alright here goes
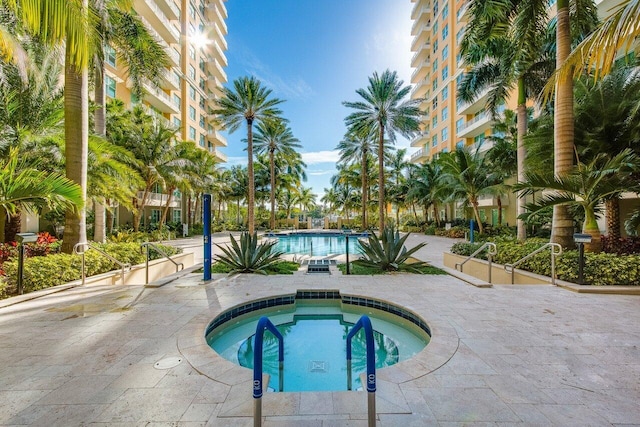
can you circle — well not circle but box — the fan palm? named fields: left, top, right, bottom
left=213, top=76, right=284, bottom=234
left=515, top=150, right=639, bottom=252
left=343, top=70, right=422, bottom=230
left=253, top=118, right=301, bottom=230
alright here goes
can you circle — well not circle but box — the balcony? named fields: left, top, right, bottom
left=130, top=79, right=179, bottom=114
left=457, top=87, right=491, bottom=115
left=411, top=79, right=430, bottom=99
left=207, top=3, right=228, bottom=35
left=457, top=0, right=471, bottom=22
left=208, top=129, right=227, bottom=147
left=457, top=111, right=493, bottom=139
left=411, top=48, right=430, bottom=67
left=410, top=131, right=430, bottom=148
left=135, top=0, right=180, bottom=43
left=138, top=191, right=181, bottom=208
left=411, top=28, right=431, bottom=52
left=411, top=58, right=431, bottom=83
left=411, top=8, right=432, bottom=35
left=210, top=148, right=227, bottom=163
left=207, top=75, right=224, bottom=95
left=410, top=147, right=430, bottom=163
left=207, top=57, right=227, bottom=82
left=411, top=2, right=432, bottom=20
left=155, top=0, right=179, bottom=20
left=161, top=70, right=180, bottom=91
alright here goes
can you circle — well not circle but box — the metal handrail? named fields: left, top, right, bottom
left=455, top=242, right=497, bottom=283
left=253, top=317, right=284, bottom=427
left=347, top=315, right=376, bottom=427
left=141, top=242, right=184, bottom=285
left=504, top=243, right=563, bottom=286
left=73, top=242, right=131, bottom=286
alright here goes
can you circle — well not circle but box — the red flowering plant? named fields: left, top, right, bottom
left=24, top=232, right=59, bottom=257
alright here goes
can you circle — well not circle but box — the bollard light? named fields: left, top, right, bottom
left=15, top=233, right=38, bottom=295
left=573, top=233, right=592, bottom=285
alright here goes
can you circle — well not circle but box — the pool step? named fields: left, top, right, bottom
left=305, top=259, right=335, bottom=274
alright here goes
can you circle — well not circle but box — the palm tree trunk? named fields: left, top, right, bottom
left=583, top=208, right=602, bottom=253
left=194, top=194, right=201, bottom=225
left=93, top=62, right=106, bottom=243
left=412, top=203, right=418, bottom=222
left=497, top=196, right=503, bottom=226
left=4, top=213, right=21, bottom=243
left=62, top=37, right=89, bottom=254
left=187, top=195, right=192, bottom=227
left=516, top=84, right=527, bottom=241
left=605, top=198, right=620, bottom=241
left=160, top=187, right=175, bottom=226
left=105, top=202, right=114, bottom=235
left=269, top=150, right=276, bottom=230
left=378, top=123, right=385, bottom=230
left=361, top=151, right=368, bottom=229
left=134, top=185, right=151, bottom=232
left=423, top=203, right=428, bottom=222
left=472, top=201, right=484, bottom=234
left=237, top=199, right=241, bottom=225
left=247, top=119, right=255, bottom=234
left=551, top=0, right=576, bottom=249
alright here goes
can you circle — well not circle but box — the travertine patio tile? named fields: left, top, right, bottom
left=35, top=375, right=117, bottom=405
left=93, top=387, right=194, bottom=423
left=535, top=404, right=612, bottom=426
left=421, top=387, right=520, bottom=422
left=299, top=391, right=335, bottom=414
left=180, top=403, right=217, bottom=422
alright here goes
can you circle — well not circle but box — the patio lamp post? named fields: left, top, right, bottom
left=344, top=230, right=352, bottom=275
left=15, top=233, right=38, bottom=295
left=573, top=233, right=592, bottom=285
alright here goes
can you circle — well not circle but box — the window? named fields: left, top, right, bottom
left=105, top=75, right=116, bottom=98
left=173, top=117, right=181, bottom=128
left=199, top=77, right=205, bottom=90
left=433, top=39, right=438, bottom=53
left=189, top=65, right=196, bottom=80
left=442, top=45, right=449, bottom=60
left=173, top=94, right=181, bottom=107
left=189, top=3, right=196, bottom=19
left=474, top=133, right=485, bottom=145
left=189, top=85, right=196, bottom=100
left=456, top=29, right=465, bottom=44
left=456, top=140, right=464, bottom=149
left=189, top=45, right=196, bottom=60
left=442, top=106, right=448, bottom=120
left=432, top=58, right=438, bottom=73
left=173, top=209, right=182, bottom=223
left=199, top=133, right=205, bottom=147
left=442, top=3, right=449, bottom=19
left=189, top=106, right=196, bottom=120
left=151, top=209, right=161, bottom=223
left=189, top=126, right=196, bottom=140
left=456, top=118, right=464, bottom=132
left=432, top=21, right=438, bottom=35
left=432, top=96, right=438, bottom=109
left=431, top=134, right=438, bottom=147
left=441, top=127, right=449, bottom=141
left=199, top=60, right=205, bottom=72
left=433, top=0, right=439, bottom=14
left=432, top=78, right=438, bottom=92
left=199, top=94, right=206, bottom=109
left=442, top=65, right=449, bottom=80
left=442, top=86, right=449, bottom=100
left=105, top=45, right=116, bottom=67
left=442, top=24, right=449, bottom=40
left=199, top=114, right=206, bottom=128
left=432, top=115, right=438, bottom=128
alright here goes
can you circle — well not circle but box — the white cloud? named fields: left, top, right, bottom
left=301, top=150, right=341, bottom=165
left=307, top=169, right=335, bottom=176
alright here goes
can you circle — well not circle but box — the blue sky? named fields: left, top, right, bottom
left=220, top=0, right=414, bottom=197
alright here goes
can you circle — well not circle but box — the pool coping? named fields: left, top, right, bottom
left=176, top=282, right=459, bottom=418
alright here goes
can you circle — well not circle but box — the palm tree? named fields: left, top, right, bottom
left=253, top=118, right=301, bottom=230
left=406, top=161, right=444, bottom=225
left=460, top=0, right=553, bottom=241
left=439, top=147, right=502, bottom=235
left=387, top=148, right=409, bottom=227
left=343, top=70, right=422, bottom=230
left=228, top=165, right=248, bottom=227
left=1, top=148, right=83, bottom=241
left=213, top=76, right=284, bottom=234
left=515, top=150, right=639, bottom=252
left=336, top=128, right=376, bottom=229
left=295, top=187, right=317, bottom=219
left=91, top=3, right=170, bottom=242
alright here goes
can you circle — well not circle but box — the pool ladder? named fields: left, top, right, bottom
left=252, top=315, right=377, bottom=427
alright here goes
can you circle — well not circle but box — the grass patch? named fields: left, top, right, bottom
left=208, top=260, right=300, bottom=275
left=337, top=262, right=447, bottom=275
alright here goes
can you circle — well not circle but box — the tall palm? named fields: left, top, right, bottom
left=228, top=165, right=248, bottom=226
left=213, top=76, right=284, bottom=234
left=343, top=70, right=422, bottom=230
left=387, top=148, right=408, bottom=227
left=460, top=0, right=552, bottom=241
left=296, top=187, right=317, bottom=217
left=253, top=118, right=301, bottom=230
left=92, top=2, right=170, bottom=242
left=439, top=147, right=502, bottom=235
left=406, top=161, right=444, bottom=225
left=336, top=128, right=376, bottom=229
left=515, top=150, right=639, bottom=252
left=552, top=0, right=599, bottom=247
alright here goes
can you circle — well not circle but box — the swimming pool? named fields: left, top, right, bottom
left=269, top=232, right=368, bottom=256
left=205, top=291, right=430, bottom=392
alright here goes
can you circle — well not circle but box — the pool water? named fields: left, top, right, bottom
left=271, top=233, right=365, bottom=256
left=207, top=300, right=429, bottom=392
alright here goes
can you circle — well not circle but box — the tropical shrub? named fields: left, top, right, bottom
left=215, top=232, right=284, bottom=275
left=601, top=236, right=640, bottom=255
left=354, top=227, right=430, bottom=273
left=211, top=260, right=299, bottom=275
left=2, top=242, right=180, bottom=295
left=434, top=226, right=466, bottom=238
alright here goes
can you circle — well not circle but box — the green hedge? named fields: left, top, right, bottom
left=2, top=242, right=181, bottom=294
left=450, top=239, right=640, bottom=286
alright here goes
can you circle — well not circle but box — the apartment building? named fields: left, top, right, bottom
left=104, top=0, right=228, bottom=227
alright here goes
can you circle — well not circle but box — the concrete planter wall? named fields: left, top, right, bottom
left=443, top=252, right=553, bottom=285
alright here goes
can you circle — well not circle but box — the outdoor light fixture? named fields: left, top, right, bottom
left=15, top=233, right=38, bottom=295
left=573, top=233, right=592, bottom=285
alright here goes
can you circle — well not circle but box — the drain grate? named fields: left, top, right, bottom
left=309, top=360, right=328, bottom=372
left=154, top=356, right=183, bottom=370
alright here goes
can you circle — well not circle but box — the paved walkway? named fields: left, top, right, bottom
left=1, top=235, right=639, bottom=426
